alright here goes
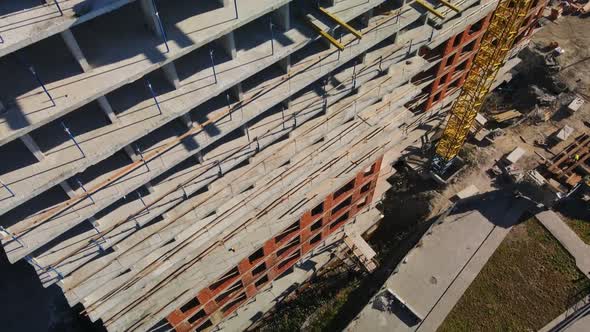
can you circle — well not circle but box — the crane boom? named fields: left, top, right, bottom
left=432, top=0, right=534, bottom=172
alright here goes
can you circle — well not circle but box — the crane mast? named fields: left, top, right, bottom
left=432, top=0, right=535, bottom=173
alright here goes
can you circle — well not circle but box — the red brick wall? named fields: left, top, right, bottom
left=165, top=157, right=384, bottom=332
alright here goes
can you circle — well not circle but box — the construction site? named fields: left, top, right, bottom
left=1, top=0, right=589, bottom=331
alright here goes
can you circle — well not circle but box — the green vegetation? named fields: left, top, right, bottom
left=439, top=218, right=590, bottom=332
left=564, top=218, right=590, bottom=245
left=255, top=269, right=362, bottom=332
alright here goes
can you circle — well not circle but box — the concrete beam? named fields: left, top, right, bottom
left=97, top=96, right=118, bottom=124
left=272, top=4, right=291, bottom=31
left=61, top=29, right=92, bottom=72
left=20, top=134, right=45, bottom=162
left=218, top=31, right=238, bottom=59
left=162, top=63, right=181, bottom=89
left=139, top=0, right=162, bottom=38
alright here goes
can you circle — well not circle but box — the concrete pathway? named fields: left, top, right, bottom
left=535, top=210, right=590, bottom=278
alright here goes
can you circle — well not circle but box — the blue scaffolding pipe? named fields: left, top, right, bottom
left=150, top=0, right=170, bottom=53
left=146, top=80, right=163, bottom=115
left=137, top=190, right=150, bottom=213
left=61, top=122, right=85, bottom=158
left=76, top=178, right=95, bottom=204
left=0, top=179, right=15, bottom=197
left=29, top=65, right=56, bottom=106
left=209, top=50, right=218, bottom=84
left=54, top=0, right=64, bottom=16
left=135, top=144, right=150, bottom=172
left=0, top=226, right=24, bottom=247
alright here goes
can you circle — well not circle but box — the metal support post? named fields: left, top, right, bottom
left=0, top=35, right=3, bottom=44
left=217, top=161, right=223, bottom=176
left=146, top=80, right=163, bottom=115
left=226, top=94, right=232, bottom=121
left=378, top=56, right=383, bottom=73
left=269, top=20, right=275, bottom=55
left=233, top=0, right=239, bottom=18
left=293, top=112, right=297, bottom=128
left=135, top=144, right=150, bottom=172
left=137, top=190, right=150, bottom=213
left=76, top=178, right=95, bottom=204
left=0, top=226, right=24, bottom=247
left=0, top=179, right=15, bottom=197
left=48, top=266, right=64, bottom=280
left=407, top=39, right=413, bottom=56
left=352, top=61, right=358, bottom=90
left=54, top=0, right=64, bottom=16
left=61, top=122, right=85, bottom=158
left=180, top=185, right=188, bottom=199
left=281, top=106, right=286, bottom=129
left=89, top=220, right=107, bottom=251
left=29, top=65, right=55, bottom=106
left=254, top=137, right=260, bottom=152
left=209, top=50, right=218, bottom=84
left=244, top=125, right=250, bottom=142
left=150, top=0, right=170, bottom=53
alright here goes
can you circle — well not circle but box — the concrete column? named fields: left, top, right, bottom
left=195, top=151, right=204, bottom=163
left=278, top=55, right=291, bottom=73
left=218, top=31, right=237, bottom=59
left=60, top=181, right=76, bottom=198
left=124, top=145, right=140, bottom=161
left=180, top=114, right=193, bottom=128
left=360, top=9, right=373, bottom=29
left=139, top=0, right=162, bottom=38
left=61, top=29, right=91, bottom=72
left=360, top=52, right=368, bottom=64
left=230, top=83, right=244, bottom=101
left=272, top=4, right=291, bottom=31
left=145, top=182, right=156, bottom=194
left=218, top=0, right=231, bottom=6
left=162, top=62, right=181, bottom=89
left=97, top=96, right=118, bottom=123
left=20, top=134, right=45, bottom=162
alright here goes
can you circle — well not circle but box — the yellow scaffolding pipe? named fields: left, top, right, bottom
left=415, top=0, right=445, bottom=19
left=437, top=0, right=461, bottom=12
left=307, top=19, right=345, bottom=51
left=318, top=7, right=363, bottom=39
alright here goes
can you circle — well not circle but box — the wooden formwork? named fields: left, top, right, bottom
left=545, top=133, right=590, bottom=187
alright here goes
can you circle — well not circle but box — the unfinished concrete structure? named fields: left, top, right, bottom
left=0, top=0, right=546, bottom=331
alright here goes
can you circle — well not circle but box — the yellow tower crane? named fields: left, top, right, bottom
left=432, top=0, right=534, bottom=173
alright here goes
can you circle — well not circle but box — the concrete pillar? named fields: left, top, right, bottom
left=139, top=0, right=162, bottom=38
left=230, top=83, right=244, bottom=101
left=180, top=114, right=193, bottom=128
left=218, top=31, right=237, bottom=59
left=20, top=134, right=45, bottom=162
left=218, top=0, right=231, bottom=6
left=145, top=182, right=156, bottom=194
left=60, top=181, right=76, bottom=198
left=360, top=52, right=368, bottom=64
left=162, top=62, right=181, bottom=89
left=360, top=9, right=373, bottom=29
left=272, top=4, right=290, bottom=31
left=124, top=145, right=140, bottom=161
left=97, top=96, right=118, bottom=123
left=61, top=29, right=91, bottom=72
left=278, top=55, right=291, bottom=73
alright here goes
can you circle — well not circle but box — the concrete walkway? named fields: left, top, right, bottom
left=535, top=210, right=590, bottom=278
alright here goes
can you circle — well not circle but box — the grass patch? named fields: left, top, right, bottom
left=439, top=218, right=590, bottom=332
left=254, top=270, right=362, bottom=332
left=564, top=218, right=590, bottom=245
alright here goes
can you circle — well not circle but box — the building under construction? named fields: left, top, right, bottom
left=0, top=0, right=545, bottom=331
